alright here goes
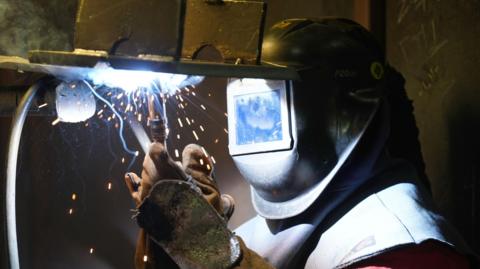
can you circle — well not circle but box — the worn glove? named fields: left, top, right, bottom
left=124, top=143, right=236, bottom=269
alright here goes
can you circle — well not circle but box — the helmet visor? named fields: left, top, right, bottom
left=227, top=78, right=293, bottom=156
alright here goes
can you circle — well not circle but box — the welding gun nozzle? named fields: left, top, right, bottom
left=150, top=118, right=167, bottom=143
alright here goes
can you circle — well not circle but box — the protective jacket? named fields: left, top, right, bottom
left=235, top=159, right=473, bottom=268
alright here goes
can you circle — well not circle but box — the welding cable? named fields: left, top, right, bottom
left=6, top=80, right=45, bottom=269
left=81, top=80, right=137, bottom=157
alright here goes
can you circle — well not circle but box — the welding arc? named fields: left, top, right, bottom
left=81, top=80, right=137, bottom=157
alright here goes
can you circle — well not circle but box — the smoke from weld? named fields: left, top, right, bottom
left=0, top=0, right=76, bottom=57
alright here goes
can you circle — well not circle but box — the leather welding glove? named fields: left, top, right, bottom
left=181, top=144, right=235, bottom=219
left=167, top=145, right=272, bottom=269
left=125, top=142, right=185, bottom=269
left=124, top=143, right=238, bottom=269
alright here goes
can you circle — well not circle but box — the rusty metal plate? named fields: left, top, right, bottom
left=18, top=0, right=300, bottom=80
left=75, top=0, right=186, bottom=58
left=23, top=52, right=299, bottom=80
left=183, top=0, right=266, bottom=64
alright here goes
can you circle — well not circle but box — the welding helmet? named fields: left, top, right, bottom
left=226, top=18, right=386, bottom=219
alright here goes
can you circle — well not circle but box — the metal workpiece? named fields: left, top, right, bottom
left=5, top=80, right=46, bottom=269
left=182, top=0, right=266, bottom=64
left=1, top=0, right=300, bottom=81
left=75, top=0, right=186, bottom=59
left=19, top=0, right=299, bottom=81
left=26, top=50, right=299, bottom=80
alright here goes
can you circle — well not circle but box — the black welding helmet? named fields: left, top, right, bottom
left=226, top=18, right=386, bottom=219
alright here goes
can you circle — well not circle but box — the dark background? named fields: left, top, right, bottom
left=1, top=0, right=479, bottom=268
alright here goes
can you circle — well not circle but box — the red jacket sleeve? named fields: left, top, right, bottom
left=346, top=240, right=470, bottom=269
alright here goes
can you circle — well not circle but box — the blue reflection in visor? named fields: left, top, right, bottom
left=234, top=89, right=283, bottom=145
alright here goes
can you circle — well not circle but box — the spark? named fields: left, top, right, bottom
left=174, top=149, right=179, bottom=158
left=177, top=134, right=181, bottom=140
left=185, top=117, right=191, bottom=125
left=178, top=95, right=184, bottom=102
left=199, top=125, right=205, bottom=132
left=201, top=146, right=209, bottom=157
left=200, top=104, right=206, bottom=110
left=71, top=193, right=77, bottom=200
left=85, top=122, right=89, bottom=127
left=192, top=92, right=196, bottom=96
left=214, top=138, right=219, bottom=144
left=211, top=156, right=216, bottom=164
left=51, top=118, right=61, bottom=126
left=97, top=109, right=104, bottom=115
left=199, top=159, right=204, bottom=165
left=68, top=208, right=73, bottom=215
left=107, top=182, right=112, bottom=190
left=223, top=128, right=228, bottom=134
left=192, top=130, right=199, bottom=141
left=116, top=93, right=124, bottom=99
left=177, top=118, right=184, bottom=128
left=89, top=248, right=94, bottom=254
left=137, top=113, right=142, bottom=122
left=121, top=157, right=125, bottom=163
left=143, top=255, right=148, bottom=262
left=206, top=164, right=211, bottom=170
left=38, top=103, right=48, bottom=108
left=224, top=113, right=228, bottom=117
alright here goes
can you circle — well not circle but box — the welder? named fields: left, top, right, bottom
left=124, top=18, right=476, bottom=268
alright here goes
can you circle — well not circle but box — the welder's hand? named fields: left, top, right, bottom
left=124, top=142, right=189, bottom=269
left=124, top=142, right=236, bottom=269
left=181, top=144, right=235, bottom=219
left=124, top=143, right=234, bottom=218
left=124, top=142, right=187, bottom=206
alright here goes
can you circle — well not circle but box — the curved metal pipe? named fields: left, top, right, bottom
left=6, top=81, right=43, bottom=269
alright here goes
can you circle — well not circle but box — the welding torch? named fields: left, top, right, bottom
left=127, top=95, right=189, bottom=192
left=148, top=95, right=167, bottom=144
